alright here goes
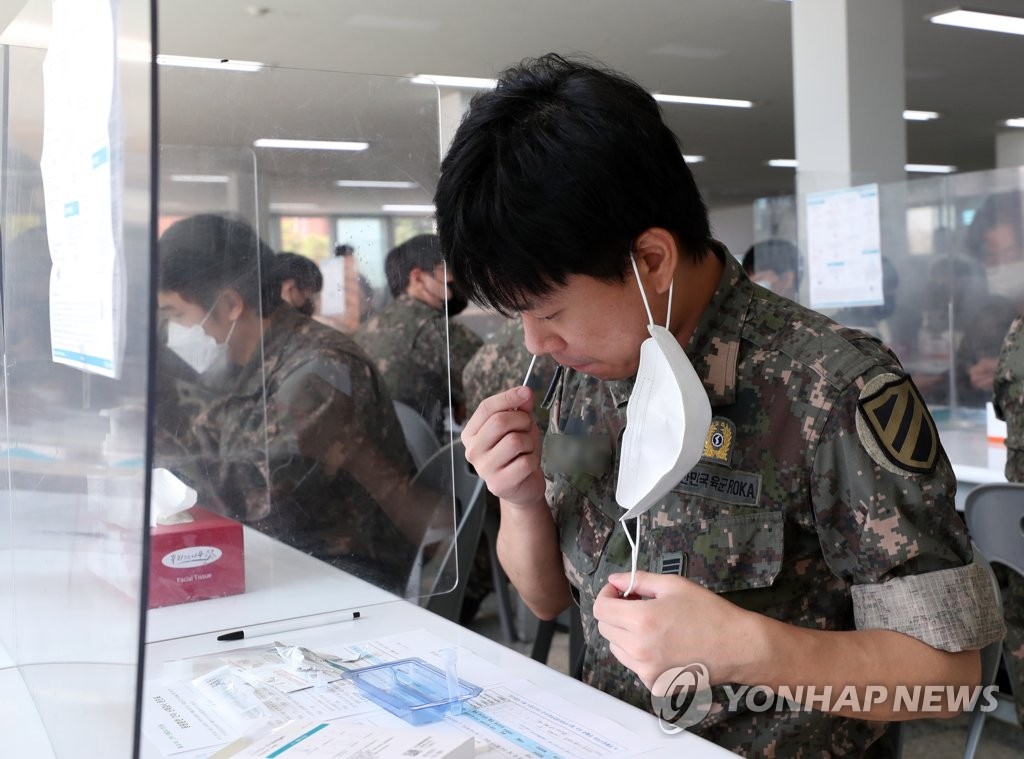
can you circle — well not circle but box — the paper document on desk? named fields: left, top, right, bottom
left=144, top=629, right=660, bottom=758
left=217, top=720, right=473, bottom=758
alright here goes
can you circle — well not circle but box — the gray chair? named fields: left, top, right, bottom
left=482, top=508, right=518, bottom=643
left=410, top=440, right=487, bottom=623
left=963, top=482, right=1024, bottom=758
left=394, top=400, right=441, bottom=471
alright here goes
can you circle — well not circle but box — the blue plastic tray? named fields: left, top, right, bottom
left=343, top=657, right=481, bottom=725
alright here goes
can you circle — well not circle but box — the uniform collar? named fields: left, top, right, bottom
left=398, top=292, right=444, bottom=318
left=684, top=241, right=752, bottom=407
left=231, top=305, right=304, bottom=394
left=604, top=241, right=751, bottom=410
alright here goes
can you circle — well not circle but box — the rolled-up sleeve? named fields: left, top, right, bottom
left=810, top=368, right=1005, bottom=652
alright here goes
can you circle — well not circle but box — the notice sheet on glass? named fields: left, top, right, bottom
left=40, top=0, right=125, bottom=378
left=806, top=183, right=884, bottom=310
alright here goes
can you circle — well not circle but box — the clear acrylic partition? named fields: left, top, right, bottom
left=0, top=0, right=153, bottom=756
left=148, top=62, right=457, bottom=662
left=753, top=166, right=1024, bottom=489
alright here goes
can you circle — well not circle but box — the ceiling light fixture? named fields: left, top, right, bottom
left=382, top=204, right=435, bottom=213
left=169, top=174, right=230, bottom=183
left=156, top=55, right=263, bottom=72
left=903, top=110, right=940, bottom=121
left=411, top=74, right=497, bottom=89
left=928, top=9, right=1024, bottom=36
left=653, top=93, right=754, bottom=108
left=683, top=155, right=706, bottom=163
left=905, top=163, right=957, bottom=174
left=336, top=180, right=419, bottom=189
left=767, top=159, right=798, bottom=168
left=254, top=139, right=369, bottom=151
left=269, top=202, right=321, bottom=213
left=1004, top=118, right=1024, bottom=128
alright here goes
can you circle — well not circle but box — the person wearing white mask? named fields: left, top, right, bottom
left=155, top=214, right=439, bottom=594
left=436, top=55, right=1002, bottom=755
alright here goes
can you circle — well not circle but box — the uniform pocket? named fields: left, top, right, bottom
left=648, top=510, right=784, bottom=593
left=544, top=430, right=619, bottom=577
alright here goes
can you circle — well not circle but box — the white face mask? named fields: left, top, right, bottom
left=166, top=300, right=237, bottom=375
left=616, top=257, right=713, bottom=594
left=987, top=260, right=1024, bottom=300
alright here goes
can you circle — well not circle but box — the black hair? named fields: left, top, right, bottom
left=273, top=251, right=323, bottom=293
left=434, top=53, right=710, bottom=315
left=158, top=214, right=281, bottom=313
left=966, top=192, right=1023, bottom=260
left=748, top=239, right=800, bottom=286
left=741, top=246, right=755, bottom=275
left=335, top=243, right=355, bottom=257
left=384, top=234, right=443, bottom=297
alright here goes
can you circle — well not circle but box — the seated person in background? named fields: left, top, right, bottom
left=990, top=315, right=1024, bottom=727
left=356, top=234, right=483, bottom=439
left=274, top=251, right=323, bottom=317
left=961, top=192, right=1024, bottom=402
left=832, top=258, right=918, bottom=363
left=915, top=193, right=1024, bottom=407
left=155, top=214, right=434, bottom=593
left=437, top=54, right=1002, bottom=755
left=741, top=238, right=800, bottom=300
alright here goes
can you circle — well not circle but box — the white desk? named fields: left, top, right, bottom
left=940, top=424, right=1007, bottom=486
left=143, top=529, right=732, bottom=758
left=147, top=528, right=399, bottom=643
left=143, top=596, right=733, bottom=759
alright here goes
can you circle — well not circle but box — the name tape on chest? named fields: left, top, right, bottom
left=672, top=462, right=762, bottom=507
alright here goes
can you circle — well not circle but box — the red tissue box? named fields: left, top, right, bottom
left=148, top=506, right=245, bottom=608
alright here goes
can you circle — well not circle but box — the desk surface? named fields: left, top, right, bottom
left=143, top=596, right=733, bottom=759
left=938, top=422, right=1007, bottom=485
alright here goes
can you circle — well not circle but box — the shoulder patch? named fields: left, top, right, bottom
left=855, top=373, right=938, bottom=476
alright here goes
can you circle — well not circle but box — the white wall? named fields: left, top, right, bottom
left=708, top=203, right=754, bottom=260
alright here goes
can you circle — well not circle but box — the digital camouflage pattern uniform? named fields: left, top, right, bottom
left=542, top=245, right=1004, bottom=757
left=991, top=313, right=1024, bottom=725
left=463, top=317, right=559, bottom=429
left=356, top=294, right=483, bottom=439
left=155, top=305, right=422, bottom=594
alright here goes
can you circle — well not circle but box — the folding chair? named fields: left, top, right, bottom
left=410, top=440, right=487, bottom=623
left=394, top=400, right=441, bottom=471
left=963, top=482, right=1024, bottom=758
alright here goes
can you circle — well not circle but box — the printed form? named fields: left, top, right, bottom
left=40, top=0, right=125, bottom=378
left=143, top=629, right=661, bottom=759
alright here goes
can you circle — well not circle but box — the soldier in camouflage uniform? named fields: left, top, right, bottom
left=436, top=55, right=1004, bottom=756
left=356, top=234, right=482, bottom=440
left=155, top=214, right=435, bottom=594
left=991, top=314, right=1024, bottom=726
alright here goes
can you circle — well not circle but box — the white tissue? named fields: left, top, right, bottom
left=150, top=467, right=197, bottom=526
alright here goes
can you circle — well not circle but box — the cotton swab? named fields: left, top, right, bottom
left=522, top=354, right=538, bottom=387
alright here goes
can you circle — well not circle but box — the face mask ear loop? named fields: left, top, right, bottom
left=665, top=279, right=674, bottom=330
left=620, top=513, right=641, bottom=598
left=224, top=318, right=238, bottom=346
left=630, top=255, right=655, bottom=327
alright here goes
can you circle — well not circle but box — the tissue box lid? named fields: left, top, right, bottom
left=151, top=506, right=239, bottom=535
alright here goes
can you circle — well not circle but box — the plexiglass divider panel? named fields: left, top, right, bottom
left=753, top=167, right=1024, bottom=482
left=0, top=0, right=154, bottom=755
left=148, top=63, right=457, bottom=655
